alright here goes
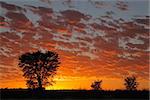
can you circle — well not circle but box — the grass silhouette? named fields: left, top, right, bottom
left=0, top=88, right=149, bottom=99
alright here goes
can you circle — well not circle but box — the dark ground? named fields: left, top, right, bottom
left=0, top=89, right=149, bottom=100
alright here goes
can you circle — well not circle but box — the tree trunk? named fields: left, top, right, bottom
left=37, top=75, right=43, bottom=90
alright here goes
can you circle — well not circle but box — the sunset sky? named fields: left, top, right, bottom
left=0, top=0, right=149, bottom=90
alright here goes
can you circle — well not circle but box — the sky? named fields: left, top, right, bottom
left=0, top=0, right=149, bottom=90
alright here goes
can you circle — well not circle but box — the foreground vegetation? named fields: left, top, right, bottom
left=0, top=89, right=149, bottom=99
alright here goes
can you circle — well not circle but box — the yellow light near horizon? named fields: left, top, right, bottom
left=45, top=76, right=149, bottom=90
left=45, top=76, right=122, bottom=90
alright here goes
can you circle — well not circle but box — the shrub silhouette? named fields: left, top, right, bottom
left=91, top=80, right=102, bottom=90
left=18, top=50, right=60, bottom=90
left=124, top=76, right=138, bottom=91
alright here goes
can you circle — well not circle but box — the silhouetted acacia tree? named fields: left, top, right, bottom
left=124, top=76, right=138, bottom=91
left=91, top=80, right=102, bottom=90
left=18, top=51, right=60, bottom=90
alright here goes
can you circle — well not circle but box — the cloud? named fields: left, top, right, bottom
left=88, top=0, right=110, bottom=8
left=116, top=1, right=128, bottom=11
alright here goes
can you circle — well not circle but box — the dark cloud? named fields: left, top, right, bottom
left=0, top=1, right=25, bottom=11
left=60, top=10, right=90, bottom=23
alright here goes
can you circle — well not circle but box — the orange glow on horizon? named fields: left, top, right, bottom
left=1, top=76, right=148, bottom=90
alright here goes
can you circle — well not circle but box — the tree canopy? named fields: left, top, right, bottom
left=18, top=50, right=60, bottom=89
left=91, top=80, right=102, bottom=90
left=124, top=76, right=138, bottom=91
